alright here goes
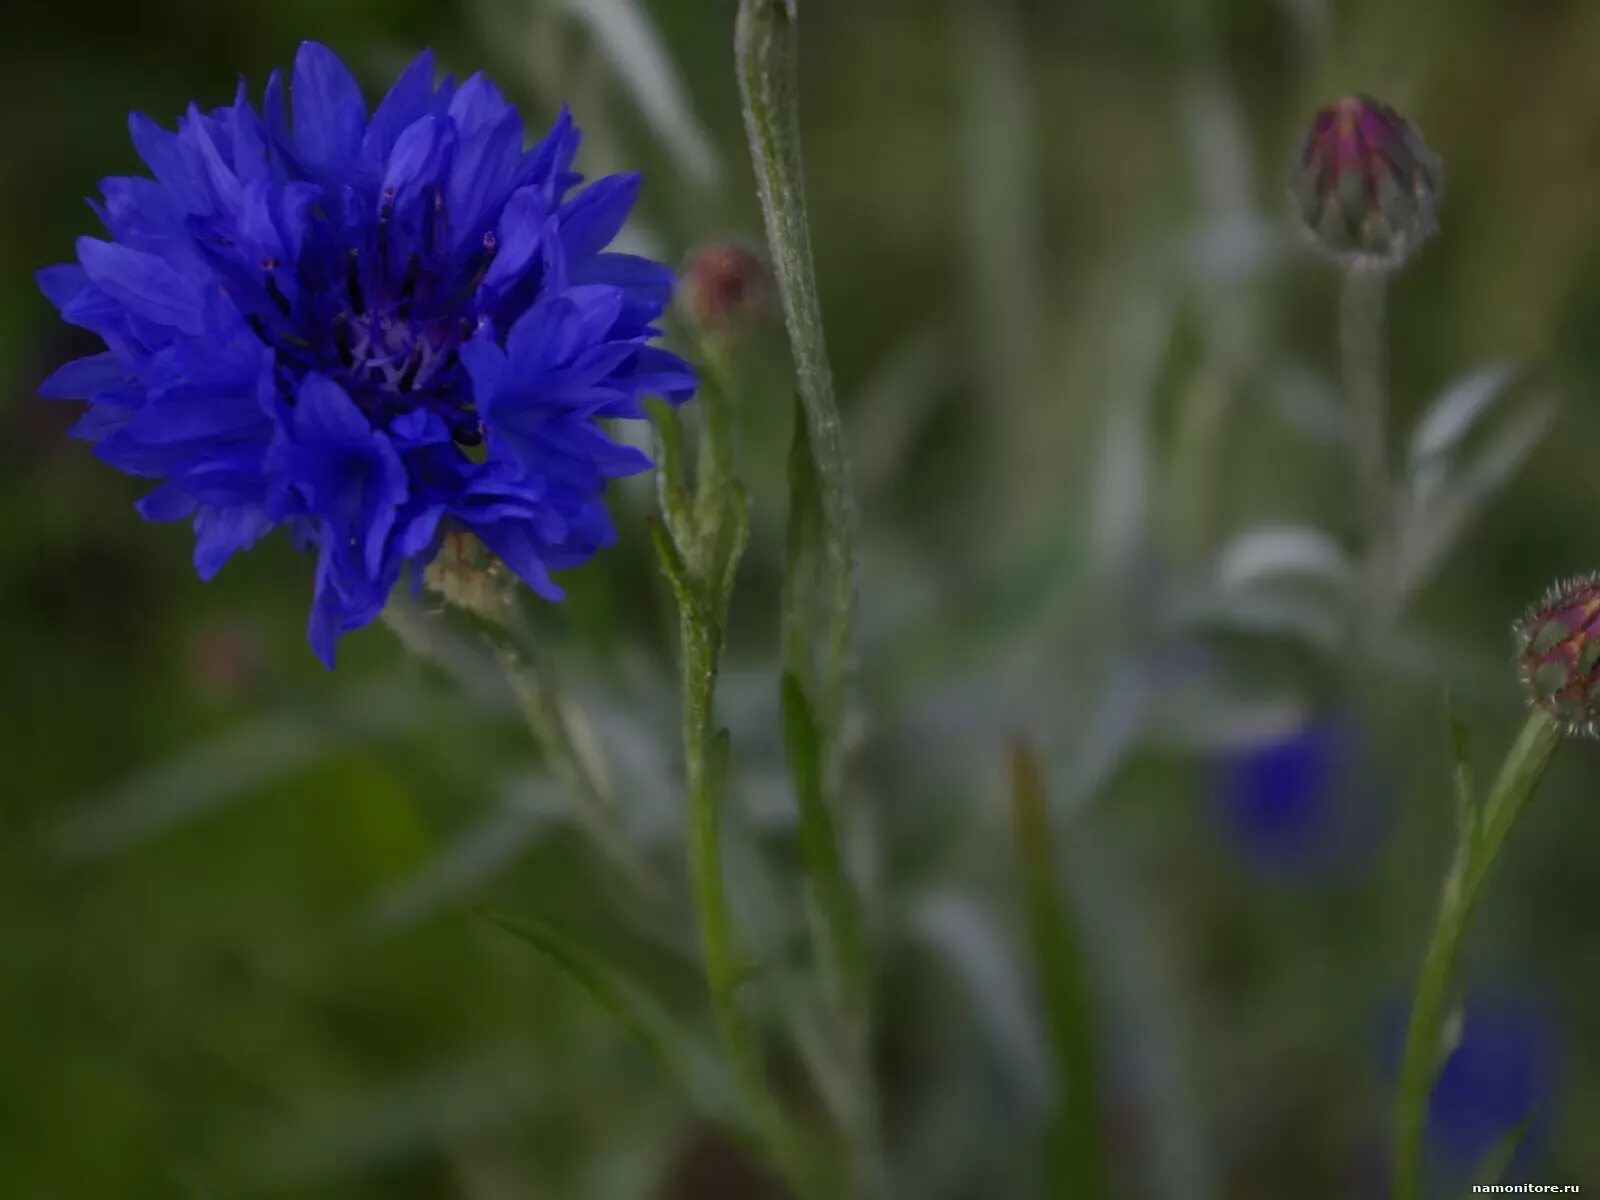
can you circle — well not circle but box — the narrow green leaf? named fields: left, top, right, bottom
left=1007, top=740, right=1105, bottom=1198
left=475, top=906, right=748, bottom=1133
left=650, top=519, right=705, bottom=628
left=781, top=672, right=868, bottom=1020
left=713, top=478, right=752, bottom=618
left=648, top=398, right=695, bottom=554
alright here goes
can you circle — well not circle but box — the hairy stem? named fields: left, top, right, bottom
left=737, top=0, right=858, bottom=740
left=1392, top=709, right=1563, bottom=1200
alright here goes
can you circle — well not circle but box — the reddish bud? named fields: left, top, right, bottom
left=1515, top=575, right=1600, bottom=736
left=682, top=240, right=769, bottom=331
left=1291, top=95, right=1442, bottom=269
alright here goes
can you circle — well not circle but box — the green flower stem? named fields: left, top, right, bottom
left=738, top=6, right=875, bottom=1187
left=654, top=324, right=825, bottom=1195
left=1340, top=266, right=1393, bottom=617
left=1393, top=709, right=1563, bottom=1200
left=737, top=0, right=859, bottom=741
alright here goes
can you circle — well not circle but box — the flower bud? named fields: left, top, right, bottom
left=1291, top=95, right=1442, bottom=269
left=424, top=530, right=516, bottom=625
left=682, top=239, right=769, bottom=332
left=1514, top=574, right=1600, bottom=736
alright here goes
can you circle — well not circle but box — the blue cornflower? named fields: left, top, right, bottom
left=1209, top=713, right=1391, bottom=878
left=37, top=43, right=694, bottom=665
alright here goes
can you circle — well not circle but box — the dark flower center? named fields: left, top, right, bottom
left=244, top=196, right=501, bottom=445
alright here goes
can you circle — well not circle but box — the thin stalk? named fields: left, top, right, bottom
left=1340, top=266, right=1393, bottom=621
left=1392, top=709, right=1563, bottom=1200
left=669, top=527, right=823, bottom=1199
left=737, top=0, right=858, bottom=741
left=654, top=322, right=824, bottom=1196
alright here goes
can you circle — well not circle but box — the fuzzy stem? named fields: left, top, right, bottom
left=1392, top=709, right=1563, bottom=1200
left=736, top=0, right=858, bottom=741
left=654, top=318, right=824, bottom=1197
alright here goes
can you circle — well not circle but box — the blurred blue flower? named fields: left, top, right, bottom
left=1427, top=996, right=1557, bottom=1180
left=1379, top=993, right=1559, bottom=1187
left=37, top=43, right=693, bottom=665
left=1209, top=713, right=1390, bottom=878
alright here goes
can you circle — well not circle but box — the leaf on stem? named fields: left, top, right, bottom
left=1471, top=1116, right=1532, bottom=1189
left=476, top=905, right=751, bottom=1137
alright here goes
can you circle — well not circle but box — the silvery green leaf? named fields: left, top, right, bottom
left=1408, top=361, right=1520, bottom=474
left=1067, top=829, right=1212, bottom=1200
left=1172, top=588, right=1345, bottom=653
left=1149, top=689, right=1311, bottom=752
left=1054, top=662, right=1149, bottom=818
left=1090, top=391, right=1155, bottom=578
left=1395, top=397, right=1557, bottom=604
left=1179, top=213, right=1281, bottom=285
left=908, top=892, right=1050, bottom=1114
left=1267, top=363, right=1346, bottom=445
left=562, top=0, right=718, bottom=187
left=1212, top=524, right=1356, bottom=597
left=365, top=777, right=568, bottom=932
left=1180, top=76, right=1252, bottom=219
left=46, top=679, right=446, bottom=860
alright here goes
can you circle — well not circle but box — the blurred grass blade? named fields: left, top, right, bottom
left=950, top=0, right=1045, bottom=413
left=562, top=0, right=719, bottom=187
left=1008, top=740, right=1105, bottom=1198
left=476, top=906, right=749, bottom=1137
left=1472, top=1116, right=1531, bottom=1188
left=909, top=892, right=1050, bottom=1111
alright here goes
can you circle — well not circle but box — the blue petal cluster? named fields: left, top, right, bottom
left=38, top=43, right=694, bottom=664
left=1209, top=714, right=1391, bottom=879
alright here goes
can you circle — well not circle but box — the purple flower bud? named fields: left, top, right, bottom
left=1291, top=95, right=1442, bottom=269
left=1515, top=574, right=1600, bottom=736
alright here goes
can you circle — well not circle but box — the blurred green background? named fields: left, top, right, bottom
left=6, top=0, right=1600, bottom=1196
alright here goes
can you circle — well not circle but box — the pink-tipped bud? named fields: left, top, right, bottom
left=1515, top=574, right=1600, bottom=736
left=682, top=240, right=769, bottom=332
left=1291, top=95, right=1442, bottom=269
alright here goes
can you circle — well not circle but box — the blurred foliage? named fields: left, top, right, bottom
left=6, top=0, right=1600, bottom=1196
